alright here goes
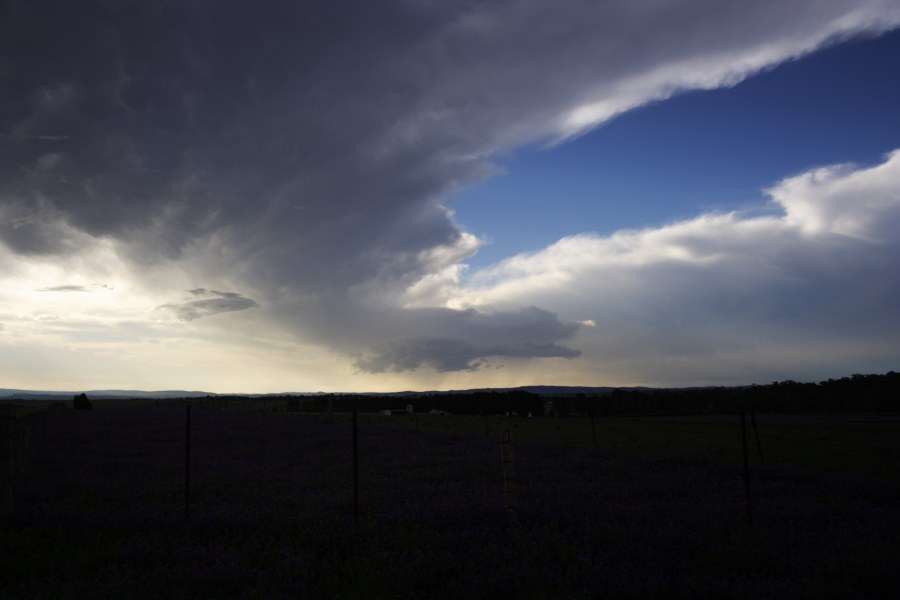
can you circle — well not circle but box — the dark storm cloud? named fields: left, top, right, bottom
left=156, top=289, right=258, bottom=322
left=1, top=0, right=470, bottom=278
left=2, top=0, right=897, bottom=372
left=355, top=338, right=580, bottom=373
left=354, top=306, right=581, bottom=373
left=38, top=285, right=89, bottom=292
left=37, top=284, right=113, bottom=292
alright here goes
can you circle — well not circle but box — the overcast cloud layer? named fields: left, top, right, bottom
left=2, top=0, right=899, bottom=391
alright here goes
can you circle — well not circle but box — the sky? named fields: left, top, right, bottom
left=2, top=0, right=900, bottom=394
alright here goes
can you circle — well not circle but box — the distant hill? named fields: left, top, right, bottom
left=515, top=385, right=622, bottom=395
left=3, top=373, right=895, bottom=410
left=0, top=384, right=673, bottom=400
left=382, top=385, right=622, bottom=396
left=0, top=388, right=213, bottom=400
left=4, top=371, right=898, bottom=414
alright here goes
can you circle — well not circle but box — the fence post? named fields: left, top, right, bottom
left=185, top=405, right=191, bottom=518
left=750, top=412, right=764, bottom=466
left=1, top=405, right=18, bottom=517
left=500, top=429, right=518, bottom=525
left=589, top=410, right=598, bottom=446
left=352, top=411, right=359, bottom=527
left=740, top=412, right=752, bottom=525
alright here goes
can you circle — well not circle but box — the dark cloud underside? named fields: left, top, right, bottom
left=354, top=306, right=581, bottom=372
left=156, top=289, right=258, bottom=322
left=38, top=285, right=88, bottom=292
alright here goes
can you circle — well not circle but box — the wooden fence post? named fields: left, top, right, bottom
left=740, top=412, right=753, bottom=525
left=185, top=405, right=191, bottom=518
left=750, top=412, right=764, bottom=466
left=589, top=410, right=598, bottom=446
left=352, top=411, right=359, bottom=527
left=500, top=429, right=518, bottom=525
left=1, top=405, right=17, bottom=517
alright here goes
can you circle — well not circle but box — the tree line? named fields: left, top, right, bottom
left=279, top=371, right=900, bottom=416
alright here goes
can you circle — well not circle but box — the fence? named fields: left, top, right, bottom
left=4, top=404, right=897, bottom=600
left=5, top=403, right=899, bottom=600
left=8, top=403, right=898, bottom=526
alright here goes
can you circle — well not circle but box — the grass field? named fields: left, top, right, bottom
left=4, top=405, right=899, bottom=598
left=343, top=410, right=900, bottom=481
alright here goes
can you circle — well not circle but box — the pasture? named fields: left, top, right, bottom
left=3, top=404, right=899, bottom=598
left=367, top=410, right=900, bottom=480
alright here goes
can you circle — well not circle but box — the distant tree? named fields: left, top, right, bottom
left=73, top=393, right=92, bottom=410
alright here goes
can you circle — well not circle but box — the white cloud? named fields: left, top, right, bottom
left=554, top=10, right=898, bottom=141
left=420, top=151, right=900, bottom=385
left=773, top=150, right=900, bottom=241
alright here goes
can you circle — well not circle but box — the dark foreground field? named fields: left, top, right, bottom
left=4, top=407, right=899, bottom=598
